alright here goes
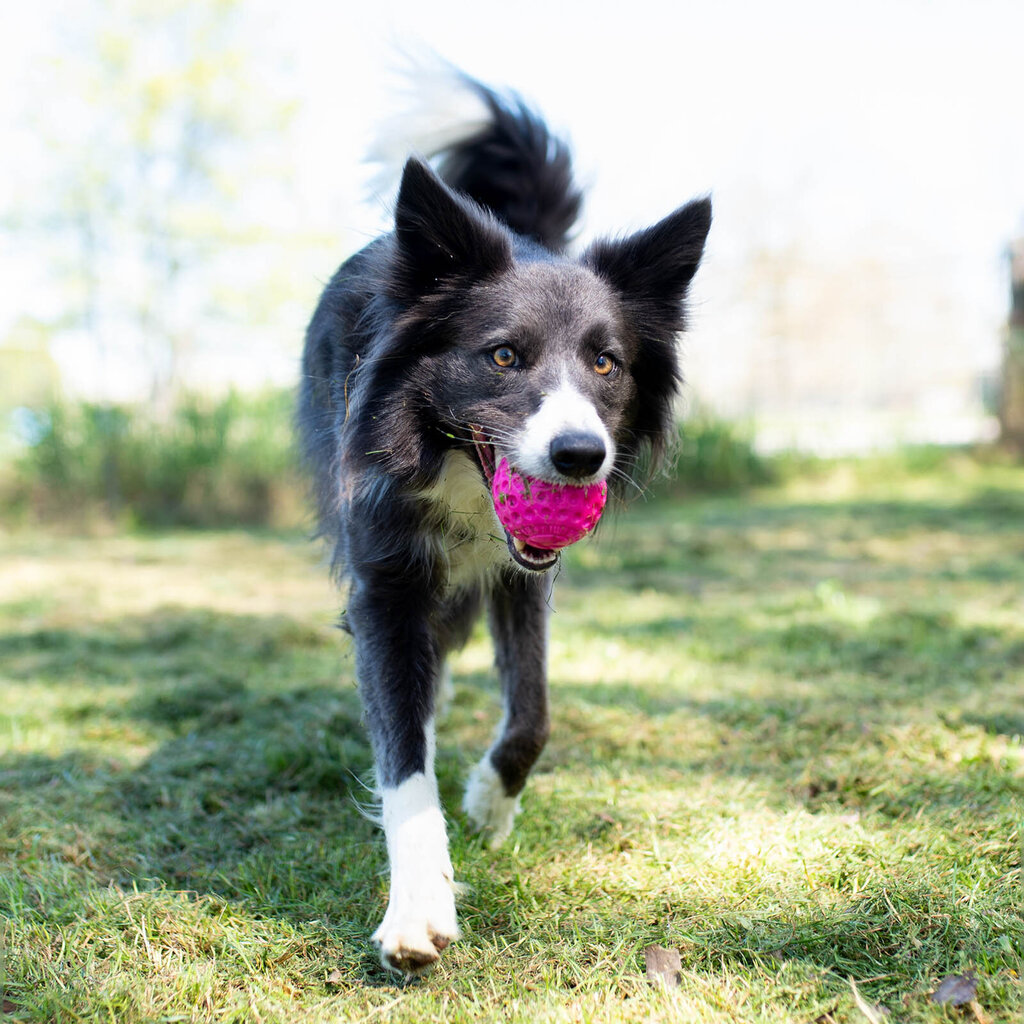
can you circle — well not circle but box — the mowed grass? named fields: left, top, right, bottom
left=1, top=453, right=1022, bottom=1022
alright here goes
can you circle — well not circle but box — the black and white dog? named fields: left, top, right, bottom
left=298, top=71, right=710, bottom=974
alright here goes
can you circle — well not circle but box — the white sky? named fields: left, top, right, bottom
left=2, top=0, right=1023, bottom=445
left=272, top=0, right=1024, bottom=245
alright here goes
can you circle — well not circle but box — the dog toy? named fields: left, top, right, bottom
left=491, top=456, right=607, bottom=551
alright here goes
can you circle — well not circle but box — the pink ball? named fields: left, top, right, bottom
left=491, top=457, right=607, bottom=551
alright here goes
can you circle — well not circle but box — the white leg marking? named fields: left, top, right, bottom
left=514, top=379, right=615, bottom=481
left=463, top=758, right=521, bottom=849
left=372, top=727, right=458, bottom=974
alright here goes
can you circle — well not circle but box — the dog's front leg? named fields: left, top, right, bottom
left=347, top=567, right=457, bottom=974
left=464, top=570, right=552, bottom=847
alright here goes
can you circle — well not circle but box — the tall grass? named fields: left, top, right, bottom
left=663, top=408, right=772, bottom=493
left=3, top=391, right=303, bottom=528
left=2, top=393, right=773, bottom=529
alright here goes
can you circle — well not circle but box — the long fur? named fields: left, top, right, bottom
left=298, top=70, right=711, bottom=974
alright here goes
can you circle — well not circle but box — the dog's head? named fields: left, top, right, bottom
left=375, top=157, right=710, bottom=522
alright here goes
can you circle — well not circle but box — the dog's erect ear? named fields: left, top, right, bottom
left=583, top=198, right=711, bottom=479
left=391, top=157, right=512, bottom=300
left=583, top=197, right=712, bottom=336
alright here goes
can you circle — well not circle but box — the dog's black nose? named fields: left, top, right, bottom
left=549, top=431, right=606, bottom=479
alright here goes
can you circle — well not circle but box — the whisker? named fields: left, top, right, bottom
left=438, top=410, right=519, bottom=447
left=610, top=466, right=649, bottom=498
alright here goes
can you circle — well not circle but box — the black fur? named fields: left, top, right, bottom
left=298, top=76, right=710, bottom=820
left=436, top=74, right=582, bottom=251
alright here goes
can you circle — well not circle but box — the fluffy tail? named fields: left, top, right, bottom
left=368, top=66, right=582, bottom=252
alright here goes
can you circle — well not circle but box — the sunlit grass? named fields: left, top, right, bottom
left=1, top=453, right=1022, bottom=1022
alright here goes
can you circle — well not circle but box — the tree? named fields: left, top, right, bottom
left=1000, top=239, right=1024, bottom=449
left=11, top=0, right=296, bottom=407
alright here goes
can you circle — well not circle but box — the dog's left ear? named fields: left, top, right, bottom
left=391, top=157, right=512, bottom=301
left=583, top=197, right=712, bottom=336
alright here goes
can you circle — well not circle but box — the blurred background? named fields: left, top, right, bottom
left=2, top=0, right=1023, bottom=527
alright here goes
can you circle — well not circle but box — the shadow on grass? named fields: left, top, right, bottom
left=651, top=489, right=1024, bottom=536
left=0, top=609, right=394, bottom=976
left=611, top=607, right=1024, bottom=687
left=0, top=609, right=338, bottom=690
left=568, top=488, right=1024, bottom=591
left=3, top=594, right=1017, bottom=886
left=3, top=505, right=1022, bottom=1007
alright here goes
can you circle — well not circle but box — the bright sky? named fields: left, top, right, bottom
left=274, top=0, right=1024, bottom=247
left=3, top=0, right=1023, bottom=446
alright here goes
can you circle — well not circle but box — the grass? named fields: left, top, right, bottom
left=1, top=452, right=1022, bottom=1022
left=2, top=391, right=303, bottom=529
left=2, top=392, right=771, bottom=530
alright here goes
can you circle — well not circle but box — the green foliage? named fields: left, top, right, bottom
left=665, top=409, right=772, bottom=492
left=5, top=390, right=301, bottom=527
left=4, top=393, right=780, bottom=528
left=6, top=0, right=304, bottom=407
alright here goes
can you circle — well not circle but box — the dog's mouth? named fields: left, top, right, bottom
left=468, top=426, right=498, bottom=483
left=504, top=534, right=559, bottom=572
left=468, top=425, right=559, bottom=573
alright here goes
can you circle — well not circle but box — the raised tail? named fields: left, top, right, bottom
left=369, top=67, right=582, bottom=253
left=435, top=75, right=581, bottom=252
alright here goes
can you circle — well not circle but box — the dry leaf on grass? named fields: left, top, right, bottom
left=968, top=999, right=993, bottom=1024
left=930, top=972, right=977, bottom=1006
left=644, top=945, right=682, bottom=987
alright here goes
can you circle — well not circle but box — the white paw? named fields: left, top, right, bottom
left=372, top=871, right=459, bottom=975
left=463, top=759, right=520, bottom=849
left=376, top=770, right=459, bottom=975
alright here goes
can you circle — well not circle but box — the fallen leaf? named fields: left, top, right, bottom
left=644, top=945, right=681, bottom=987
left=325, top=968, right=346, bottom=986
left=969, top=998, right=993, bottom=1024
left=931, top=972, right=978, bottom=1006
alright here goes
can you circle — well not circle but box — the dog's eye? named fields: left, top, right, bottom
left=594, top=353, right=617, bottom=377
left=492, top=346, right=519, bottom=368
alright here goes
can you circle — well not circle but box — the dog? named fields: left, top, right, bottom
left=298, top=70, right=711, bottom=974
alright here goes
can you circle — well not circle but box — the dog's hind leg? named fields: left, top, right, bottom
left=464, top=570, right=551, bottom=848
left=348, top=566, right=459, bottom=975
left=434, top=585, right=484, bottom=721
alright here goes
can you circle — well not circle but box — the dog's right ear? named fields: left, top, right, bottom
left=583, top=197, right=712, bottom=338
left=391, top=157, right=511, bottom=301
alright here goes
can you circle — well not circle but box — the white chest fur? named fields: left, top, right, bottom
left=420, top=450, right=508, bottom=588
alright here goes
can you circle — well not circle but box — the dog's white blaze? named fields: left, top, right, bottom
left=514, top=380, right=614, bottom=481
left=463, top=757, right=521, bottom=849
left=373, top=721, right=459, bottom=969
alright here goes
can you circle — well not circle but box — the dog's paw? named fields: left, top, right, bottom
left=372, top=874, right=459, bottom=975
left=463, top=759, right=520, bottom=849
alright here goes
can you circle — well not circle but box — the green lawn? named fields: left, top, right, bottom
left=1, top=453, right=1022, bottom=1022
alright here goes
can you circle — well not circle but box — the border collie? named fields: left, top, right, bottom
left=298, top=71, right=711, bottom=974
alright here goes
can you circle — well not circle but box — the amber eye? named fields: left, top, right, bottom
left=594, top=352, right=617, bottom=376
left=492, top=345, right=518, bottom=368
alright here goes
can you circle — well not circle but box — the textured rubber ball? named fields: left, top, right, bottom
left=491, top=456, right=607, bottom=551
